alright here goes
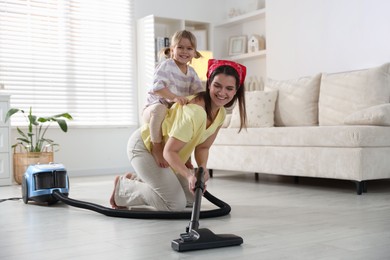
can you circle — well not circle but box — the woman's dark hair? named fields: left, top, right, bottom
left=196, top=65, right=247, bottom=132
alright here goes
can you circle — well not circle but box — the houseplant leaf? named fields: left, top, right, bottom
left=5, top=107, right=73, bottom=153
left=5, top=108, right=21, bottom=123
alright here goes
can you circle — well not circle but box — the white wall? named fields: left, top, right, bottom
left=267, top=0, right=390, bottom=79
left=134, top=0, right=221, bottom=22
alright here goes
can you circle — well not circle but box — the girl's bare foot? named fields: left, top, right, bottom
left=151, top=142, right=169, bottom=168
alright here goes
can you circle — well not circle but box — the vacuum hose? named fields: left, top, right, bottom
left=52, top=185, right=231, bottom=219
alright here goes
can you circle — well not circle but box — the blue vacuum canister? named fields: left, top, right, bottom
left=22, top=163, right=69, bottom=205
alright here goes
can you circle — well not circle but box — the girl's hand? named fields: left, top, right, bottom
left=173, top=96, right=189, bottom=106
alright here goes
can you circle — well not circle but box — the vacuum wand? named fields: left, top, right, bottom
left=171, top=167, right=243, bottom=252
left=188, top=167, right=205, bottom=232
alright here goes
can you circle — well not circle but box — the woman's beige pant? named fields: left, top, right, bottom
left=114, top=129, right=193, bottom=211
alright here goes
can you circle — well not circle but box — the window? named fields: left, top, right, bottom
left=0, top=0, right=137, bottom=126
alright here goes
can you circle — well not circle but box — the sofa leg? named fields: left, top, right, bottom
left=254, top=172, right=259, bottom=181
left=355, top=181, right=368, bottom=195
left=209, top=169, right=213, bottom=178
left=294, top=176, right=300, bottom=184
left=363, top=181, right=368, bottom=193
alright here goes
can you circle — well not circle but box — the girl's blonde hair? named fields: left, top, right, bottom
left=159, top=30, right=202, bottom=61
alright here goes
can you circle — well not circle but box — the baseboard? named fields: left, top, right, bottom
left=66, top=166, right=133, bottom=177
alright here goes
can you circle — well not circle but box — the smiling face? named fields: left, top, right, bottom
left=171, top=38, right=196, bottom=66
left=209, top=73, right=237, bottom=109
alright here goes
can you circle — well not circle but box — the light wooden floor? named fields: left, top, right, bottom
left=1, top=171, right=390, bottom=260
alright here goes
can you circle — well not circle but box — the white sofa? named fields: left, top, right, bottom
left=207, top=62, right=390, bottom=194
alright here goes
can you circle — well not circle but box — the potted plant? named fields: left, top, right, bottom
left=5, top=107, right=73, bottom=184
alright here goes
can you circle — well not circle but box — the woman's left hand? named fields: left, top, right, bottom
left=188, top=168, right=209, bottom=194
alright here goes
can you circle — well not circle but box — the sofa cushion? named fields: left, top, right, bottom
left=214, top=126, right=390, bottom=147
left=228, top=90, right=277, bottom=128
left=319, top=63, right=390, bottom=126
left=264, top=74, right=321, bottom=126
left=221, top=114, right=232, bottom=128
left=344, top=103, right=390, bottom=126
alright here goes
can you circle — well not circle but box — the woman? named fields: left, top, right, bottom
left=110, top=59, right=247, bottom=211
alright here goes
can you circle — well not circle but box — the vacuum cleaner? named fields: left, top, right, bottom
left=22, top=163, right=243, bottom=251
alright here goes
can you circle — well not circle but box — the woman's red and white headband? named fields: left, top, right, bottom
left=207, top=59, right=247, bottom=87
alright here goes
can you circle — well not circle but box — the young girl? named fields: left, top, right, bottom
left=111, top=59, right=247, bottom=211
left=142, top=30, right=204, bottom=168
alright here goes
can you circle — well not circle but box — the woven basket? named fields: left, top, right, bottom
left=13, top=151, right=54, bottom=185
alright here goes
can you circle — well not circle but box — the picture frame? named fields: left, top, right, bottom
left=228, top=36, right=247, bottom=56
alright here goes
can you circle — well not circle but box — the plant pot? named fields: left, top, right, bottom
left=13, top=152, right=54, bottom=185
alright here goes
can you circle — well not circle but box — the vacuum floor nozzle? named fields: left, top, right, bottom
left=171, top=228, right=243, bottom=252
left=171, top=167, right=243, bottom=252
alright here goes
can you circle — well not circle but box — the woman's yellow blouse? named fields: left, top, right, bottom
left=141, top=95, right=226, bottom=164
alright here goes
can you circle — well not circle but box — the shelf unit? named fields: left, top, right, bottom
left=215, top=8, right=266, bottom=29
left=212, top=8, right=267, bottom=82
left=227, top=50, right=266, bottom=62
left=0, top=94, right=11, bottom=186
left=136, top=15, right=210, bottom=124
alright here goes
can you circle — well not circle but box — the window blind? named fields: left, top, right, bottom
left=0, top=0, right=137, bottom=126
